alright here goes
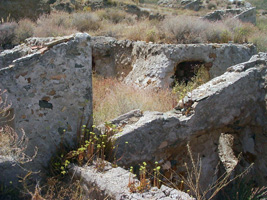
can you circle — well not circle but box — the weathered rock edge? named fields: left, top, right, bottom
left=1, top=36, right=256, bottom=89
left=112, top=53, right=267, bottom=187
left=0, top=33, right=93, bottom=185
left=70, top=163, right=195, bottom=200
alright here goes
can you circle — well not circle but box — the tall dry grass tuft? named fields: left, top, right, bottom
left=72, top=12, right=101, bottom=32
left=13, top=19, right=35, bottom=44
left=123, top=19, right=160, bottom=42
left=0, top=89, right=37, bottom=163
left=173, top=66, right=210, bottom=101
left=162, top=15, right=207, bottom=44
left=33, top=12, right=77, bottom=37
left=93, top=76, right=176, bottom=125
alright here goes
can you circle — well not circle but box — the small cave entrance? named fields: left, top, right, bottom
left=92, top=56, right=96, bottom=74
left=171, top=61, right=210, bottom=87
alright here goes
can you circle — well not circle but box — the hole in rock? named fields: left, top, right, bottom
left=171, top=61, right=210, bottom=86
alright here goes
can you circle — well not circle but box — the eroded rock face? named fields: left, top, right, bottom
left=2, top=36, right=257, bottom=89
left=91, top=37, right=256, bottom=88
left=183, top=0, right=202, bottom=11
left=203, top=7, right=256, bottom=25
left=112, top=53, right=267, bottom=188
left=125, top=42, right=256, bottom=88
left=0, top=33, right=93, bottom=184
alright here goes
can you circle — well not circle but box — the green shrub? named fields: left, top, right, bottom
left=206, top=22, right=232, bottom=43
left=233, top=25, right=253, bottom=43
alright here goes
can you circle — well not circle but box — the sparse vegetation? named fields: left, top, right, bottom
left=173, top=66, right=210, bottom=101
left=0, top=0, right=267, bottom=199
left=0, top=89, right=37, bottom=163
left=93, top=76, right=176, bottom=125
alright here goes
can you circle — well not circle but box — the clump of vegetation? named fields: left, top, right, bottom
left=33, top=12, right=76, bottom=37
left=93, top=76, right=176, bottom=125
left=13, top=19, right=35, bottom=44
left=0, top=89, right=37, bottom=163
left=72, top=12, right=101, bottom=32
left=1, top=4, right=266, bottom=49
left=173, top=66, right=210, bottom=101
left=0, top=22, right=18, bottom=48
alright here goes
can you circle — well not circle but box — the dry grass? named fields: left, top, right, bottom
left=33, top=12, right=77, bottom=37
left=123, top=19, right=160, bottom=42
left=1, top=5, right=265, bottom=48
left=13, top=19, right=35, bottom=44
left=93, top=76, right=176, bottom=125
left=72, top=12, right=101, bottom=32
left=27, top=178, right=84, bottom=200
left=0, top=89, right=37, bottom=163
left=173, top=66, right=210, bottom=101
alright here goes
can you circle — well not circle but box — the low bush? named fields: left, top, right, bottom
left=123, top=20, right=160, bottom=42
left=256, top=16, right=267, bottom=32
left=34, top=12, right=76, bottom=37
left=0, top=22, right=18, bottom=48
left=207, top=2, right=217, bottom=10
left=250, top=32, right=267, bottom=52
left=13, top=19, right=35, bottom=44
left=96, top=8, right=133, bottom=24
left=162, top=16, right=208, bottom=44
left=205, top=22, right=232, bottom=43
left=72, top=12, right=101, bottom=32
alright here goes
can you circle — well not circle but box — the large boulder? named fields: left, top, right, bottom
left=0, top=33, right=93, bottom=185
left=183, top=0, right=202, bottom=11
left=203, top=7, right=256, bottom=25
left=112, top=53, right=267, bottom=187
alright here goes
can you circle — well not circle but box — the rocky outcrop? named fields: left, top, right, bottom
left=203, top=7, right=256, bottom=25
left=183, top=0, right=202, bottom=11
left=235, top=7, right=256, bottom=25
left=202, top=8, right=242, bottom=21
left=125, top=42, right=256, bottom=88
left=0, top=33, right=93, bottom=185
left=91, top=37, right=256, bottom=88
left=1, top=36, right=257, bottom=89
left=111, top=53, right=267, bottom=187
left=91, top=36, right=134, bottom=78
left=157, top=0, right=179, bottom=8
left=70, top=163, right=195, bottom=200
